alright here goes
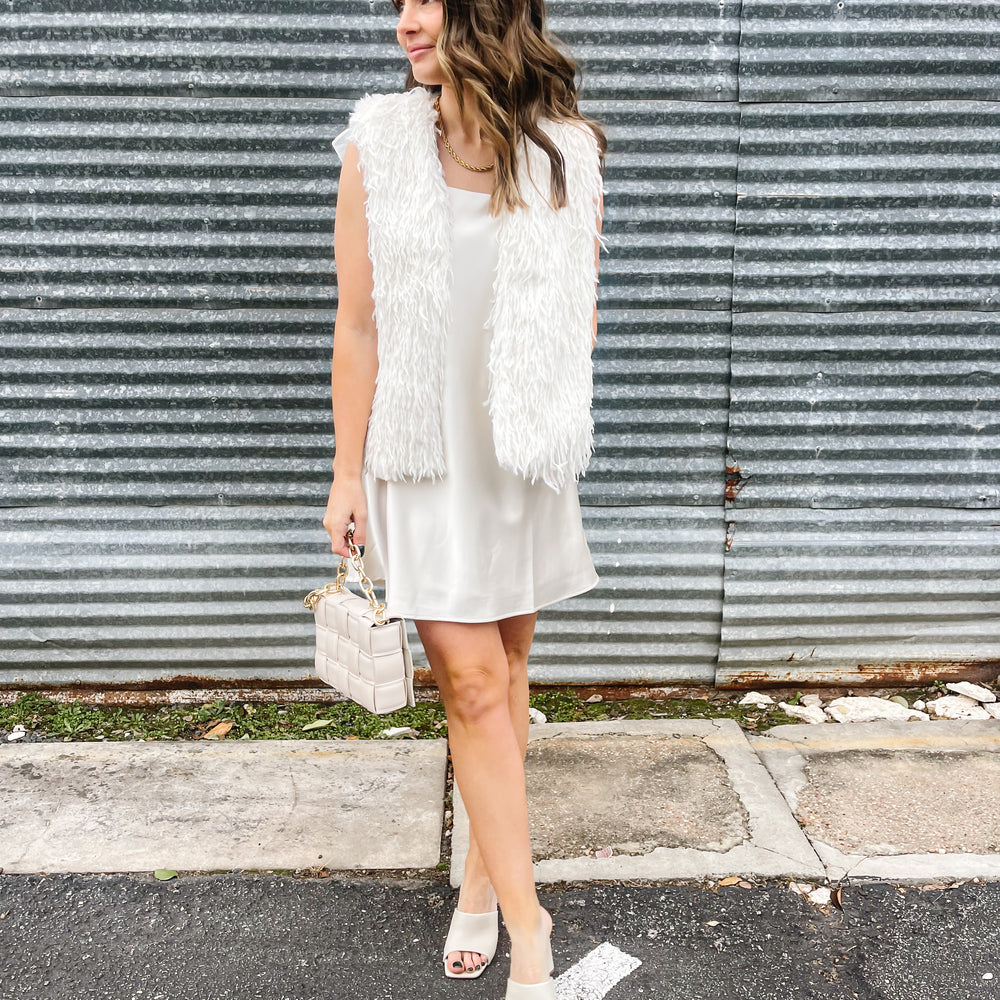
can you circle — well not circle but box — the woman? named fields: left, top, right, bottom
left=323, top=1, right=607, bottom=996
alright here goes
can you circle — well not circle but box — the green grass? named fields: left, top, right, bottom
left=0, top=692, right=448, bottom=742
left=0, top=688, right=852, bottom=743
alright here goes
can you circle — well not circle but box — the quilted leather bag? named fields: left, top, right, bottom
left=303, top=523, right=415, bottom=715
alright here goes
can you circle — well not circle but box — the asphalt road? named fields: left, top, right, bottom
left=0, top=873, right=996, bottom=1000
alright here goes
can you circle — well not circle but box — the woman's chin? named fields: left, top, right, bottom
left=410, top=66, right=443, bottom=86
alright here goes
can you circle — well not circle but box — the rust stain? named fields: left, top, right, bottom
left=537, top=683, right=720, bottom=702
left=2, top=667, right=996, bottom=708
left=717, top=659, right=1000, bottom=690
left=0, top=680, right=723, bottom=708
left=725, top=457, right=751, bottom=502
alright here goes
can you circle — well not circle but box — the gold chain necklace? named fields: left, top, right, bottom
left=433, top=95, right=495, bottom=173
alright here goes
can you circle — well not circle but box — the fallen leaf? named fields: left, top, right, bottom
left=302, top=719, right=334, bottom=731
left=718, top=876, right=741, bottom=886
left=202, top=721, right=233, bottom=740
left=153, top=869, right=178, bottom=881
left=831, top=887, right=844, bottom=910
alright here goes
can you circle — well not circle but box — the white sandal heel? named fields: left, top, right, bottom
left=442, top=905, right=499, bottom=979
left=504, top=921, right=555, bottom=998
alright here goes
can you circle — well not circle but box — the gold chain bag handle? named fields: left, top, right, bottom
left=303, top=521, right=414, bottom=715
left=303, top=522, right=389, bottom=625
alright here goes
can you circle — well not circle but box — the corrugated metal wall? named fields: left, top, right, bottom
left=719, top=2, right=1000, bottom=684
left=1, top=0, right=997, bottom=688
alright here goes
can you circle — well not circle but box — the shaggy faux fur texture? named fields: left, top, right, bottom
left=336, top=86, right=608, bottom=493
left=343, top=88, right=452, bottom=484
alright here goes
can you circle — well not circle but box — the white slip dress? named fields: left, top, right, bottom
left=338, top=161, right=600, bottom=622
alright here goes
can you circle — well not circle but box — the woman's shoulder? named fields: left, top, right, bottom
left=333, top=87, right=435, bottom=160
left=348, top=87, right=433, bottom=127
left=334, top=89, right=434, bottom=164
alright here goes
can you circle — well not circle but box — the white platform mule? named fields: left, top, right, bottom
left=504, top=935, right=555, bottom=998
left=442, top=904, right=499, bottom=979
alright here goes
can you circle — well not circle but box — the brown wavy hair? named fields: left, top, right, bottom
left=389, top=0, right=608, bottom=215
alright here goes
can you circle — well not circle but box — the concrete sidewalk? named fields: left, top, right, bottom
left=2, top=718, right=998, bottom=885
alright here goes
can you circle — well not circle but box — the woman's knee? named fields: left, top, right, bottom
left=415, top=620, right=508, bottom=722
left=444, top=663, right=509, bottom=722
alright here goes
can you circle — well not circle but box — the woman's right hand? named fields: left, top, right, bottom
left=322, top=475, right=368, bottom=558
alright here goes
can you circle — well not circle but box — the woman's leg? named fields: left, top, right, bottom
left=417, top=615, right=551, bottom=983
left=462, top=612, right=537, bottom=882
left=450, top=613, right=538, bottom=970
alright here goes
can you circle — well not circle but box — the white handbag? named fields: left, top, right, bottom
left=303, top=524, right=416, bottom=715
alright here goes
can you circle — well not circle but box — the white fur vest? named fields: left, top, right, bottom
left=331, top=86, right=607, bottom=493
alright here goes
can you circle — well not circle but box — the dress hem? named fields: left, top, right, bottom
left=387, top=570, right=600, bottom=624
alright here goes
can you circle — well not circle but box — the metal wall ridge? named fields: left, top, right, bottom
left=740, top=0, right=1000, bottom=102
left=717, top=505, right=1000, bottom=687
left=726, top=310, right=1000, bottom=510
left=1, top=0, right=742, bottom=101
left=0, top=503, right=724, bottom=686
left=733, top=100, right=1000, bottom=313
left=0, top=298, right=730, bottom=506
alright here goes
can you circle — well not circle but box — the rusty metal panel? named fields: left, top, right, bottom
left=732, top=100, right=1000, bottom=313
left=725, top=310, right=1000, bottom=509
left=740, top=0, right=1000, bottom=103
left=715, top=506, right=1000, bottom=688
left=572, top=97, right=739, bottom=506
left=0, top=97, right=343, bottom=311
left=0, top=308, right=339, bottom=505
left=0, top=504, right=724, bottom=686
left=0, top=0, right=742, bottom=102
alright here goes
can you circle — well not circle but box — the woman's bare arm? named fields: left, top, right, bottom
left=322, top=139, right=379, bottom=557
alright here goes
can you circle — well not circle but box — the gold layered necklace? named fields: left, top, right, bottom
left=433, top=95, right=495, bottom=173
